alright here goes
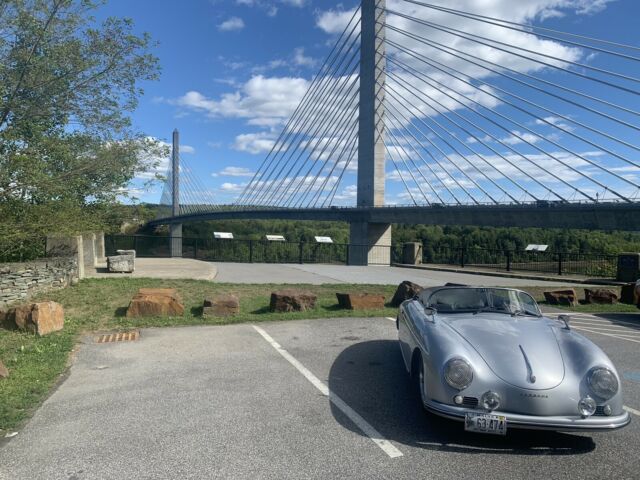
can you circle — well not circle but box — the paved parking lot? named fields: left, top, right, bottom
left=1, top=313, right=638, bottom=479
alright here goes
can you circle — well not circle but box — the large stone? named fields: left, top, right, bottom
left=390, top=281, right=423, bottom=307
left=12, top=301, right=65, bottom=336
left=336, top=292, right=386, bottom=310
left=620, top=281, right=640, bottom=306
left=116, top=249, right=136, bottom=258
left=107, top=254, right=135, bottom=273
left=126, top=288, right=184, bottom=317
left=0, top=360, right=8, bottom=379
left=543, top=289, right=578, bottom=307
left=584, top=288, right=618, bottom=304
left=203, top=294, right=239, bottom=317
left=270, top=290, right=317, bottom=313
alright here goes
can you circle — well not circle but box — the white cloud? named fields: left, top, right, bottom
left=293, top=47, right=316, bottom=67
left=233, top=132, right=278, bottom=154
left=218, top=17, right=245, bottom=32
left=180, top=144, right=195, bottom=154
left=214, top=166, right=255, bottom=177
left=172, top=75, right=310, bottom=127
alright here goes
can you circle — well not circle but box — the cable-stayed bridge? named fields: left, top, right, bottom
left=151, top=0, right=640, bottom=265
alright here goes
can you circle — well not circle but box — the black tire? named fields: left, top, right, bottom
left=413, top=352, right=428, bottom=412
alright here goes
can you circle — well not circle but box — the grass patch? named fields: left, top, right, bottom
left=0, top=278, right=397, bottom=434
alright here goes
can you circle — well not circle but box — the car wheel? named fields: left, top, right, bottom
left=414, top=354, right=428, bottom=411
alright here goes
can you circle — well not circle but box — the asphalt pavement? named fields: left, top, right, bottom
left=1, top=313, right=638, bottom=479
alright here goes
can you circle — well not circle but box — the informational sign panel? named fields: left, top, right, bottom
left=266, top=235, right=286, bottom=242
left=214, top=232, right=234, bottom=239
left=525, top=244, right=548, bottom=251
left=314, top=236, right=333, bottom=243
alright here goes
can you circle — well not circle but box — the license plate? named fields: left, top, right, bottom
left=464, top=413, right=507, bottom=435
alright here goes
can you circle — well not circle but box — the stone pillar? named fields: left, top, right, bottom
left=402, top=242, right=423, bottom=265
left=349, top=222, right=392, bottom=266
left=95, top=232, right=106, bottom=262
left=170, top=223, right=183, bottom=258
left=349, top=0, right=390, bottom=266
left=46, top=235, right=85, bottom=279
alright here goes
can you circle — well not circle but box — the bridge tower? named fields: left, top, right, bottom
left=349, top=0, right=391, bottom=265
left=170, top=128, right=183, bottom=257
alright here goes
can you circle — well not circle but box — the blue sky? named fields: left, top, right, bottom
left=97, top=0, right=640, bottom=206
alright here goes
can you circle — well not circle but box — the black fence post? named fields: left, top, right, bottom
left=249, top=240, right=254, bottom=263
left=558, top=252, right=563, bottom=276
left=133, top=235, right=138, bottom=254
left=299, top=240, right=304, bottom=264
left=506, top=250, right=511, bottom=272
left=194, top=238, right=198, bottom=259
left=460, top=247, right=465, bottom=268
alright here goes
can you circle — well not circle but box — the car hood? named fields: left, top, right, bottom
left=443, top=314, right=565, bottom=390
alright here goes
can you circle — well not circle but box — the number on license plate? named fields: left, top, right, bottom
left=464, top=413, right=507, bottom=435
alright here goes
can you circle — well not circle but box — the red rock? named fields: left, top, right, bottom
left=336, top=293, right=385, bottom=310
left=390, top=281, right=422, bottom=307
left=543, top=289, right=578, bottom=307
left=584, top=288, right=618, bottom=304
left=126, top=288, right=184, bottom=317
left=270, top=290, right=317, bottom=312
left=11, top=301, right=65, bottom=336
left=203, top=294, right=239, bottom=317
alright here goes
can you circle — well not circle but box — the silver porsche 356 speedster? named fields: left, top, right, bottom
left=397, top=286, right=630, bottom=435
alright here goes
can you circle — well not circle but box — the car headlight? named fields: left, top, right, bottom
left=444, top=358, right=473, bottom=390
left=587, top=367, right=619, bottom=400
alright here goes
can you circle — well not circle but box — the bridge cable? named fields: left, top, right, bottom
left=236, top=8, right=361, bottom=205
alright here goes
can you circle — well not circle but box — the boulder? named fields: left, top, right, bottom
left=390, top=281, right=423, bottom=307
left=543, top=289, right=578, bottom=307
left=126, top=288, right=184, bottom=317
left=12, top=301, right=65, bottom=336
left=336, top=292, right=386, bottom=310
left=270, top=290, right=317, bottom=313
left=107, top=254, right=135, bottom=273
left=203, top=294, right=240, bottom=317
left=584, top=288, right=618, bottom=304
left=620, top=282, right=640, bottom=305
left=116, top=249, right=136, bottom=258
left=0, top=360, right=8, bottom=379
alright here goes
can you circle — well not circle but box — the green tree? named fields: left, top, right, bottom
left=0, top=0, right=163, bottom=260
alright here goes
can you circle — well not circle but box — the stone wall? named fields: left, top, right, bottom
left=0, top=257, right=78, bottom=309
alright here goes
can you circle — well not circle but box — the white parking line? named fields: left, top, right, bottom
left=624, top=405, right=640, bottom=416
left=572, top=326, right=640, bottom=344
left=385, top=317, right=396, bottom=322
left=571, top=324, right=640, bottom=335
left=252, top=325, right=403, bottom=459
left=571, top=318, right=640, bottom=328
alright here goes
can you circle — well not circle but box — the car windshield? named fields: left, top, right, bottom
left=427, top=288, right=541, bottom=316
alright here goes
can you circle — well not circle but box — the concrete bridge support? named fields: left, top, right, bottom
left=170, top=128, right=183, bottom=258
left=349, top=222, right=392, bottom=265
left=349, top=0, right=389, bottom=265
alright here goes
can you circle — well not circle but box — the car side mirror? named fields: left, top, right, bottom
left=558, top=314, right=571, bottom=330
left=424, top=307, right=437, bottom=322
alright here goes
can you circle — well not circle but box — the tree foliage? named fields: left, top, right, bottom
left=0, top=0, right=163, bottom=259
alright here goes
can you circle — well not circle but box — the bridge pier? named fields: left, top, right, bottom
left=348, top=222, right=391, bottom=266
left=170, top=128, right=182, bottom=258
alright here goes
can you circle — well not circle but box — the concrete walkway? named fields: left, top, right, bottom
left=212, top=262, right=573, bottom=286
left=86, top=258, right=217, bottom=281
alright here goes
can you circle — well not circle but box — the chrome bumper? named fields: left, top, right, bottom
left=426, top=401, right=631, bottom=431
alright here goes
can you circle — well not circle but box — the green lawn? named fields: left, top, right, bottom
left=0, top=278, right=398, bottom=435
left=1, top=278, right=637, bottom=436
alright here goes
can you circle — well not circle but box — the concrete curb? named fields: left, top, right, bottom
left=393, top=263, right=624, bottom=286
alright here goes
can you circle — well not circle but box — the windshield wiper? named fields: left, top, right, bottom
left=473, top=306, right=493, bottom=315
left=511, top=309, right=541, bottom=317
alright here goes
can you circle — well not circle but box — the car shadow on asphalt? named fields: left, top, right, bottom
left=328, top=340, right=596, bottom=455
